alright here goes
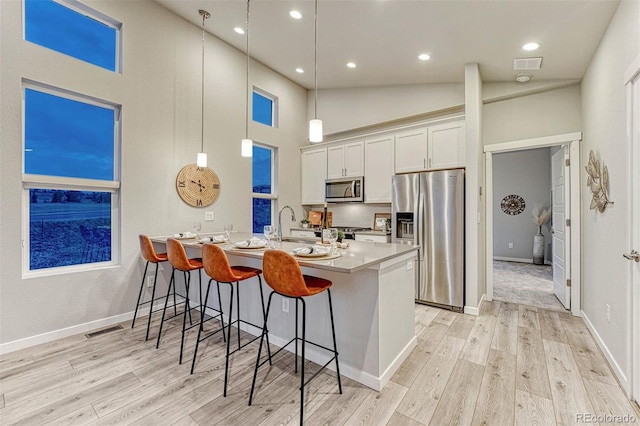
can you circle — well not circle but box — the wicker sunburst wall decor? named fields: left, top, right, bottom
left=585, top=150, right=614, bottom=213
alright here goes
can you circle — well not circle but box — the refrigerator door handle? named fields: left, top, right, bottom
left=417, top=192, right=424, bottom=251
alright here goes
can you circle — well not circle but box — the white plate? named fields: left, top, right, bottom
left=234, top=244, right=267, bottom=249
left=295, top=253, right=341, bottom=261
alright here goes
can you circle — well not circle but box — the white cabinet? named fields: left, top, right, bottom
left=355, top=233, right=391, bottom=243
left=394, top=127, right=428, bottom=173
left=327, top=141, right=364, bottom=178
left=395, top=121, right=465, bottom=173
left=290, top=229, right=317, bottom=238
left=364, top=134, right=395, bottom=203
left=428, top=121, right=465, bottom=170
left=301, top=147, right=327, bottom=205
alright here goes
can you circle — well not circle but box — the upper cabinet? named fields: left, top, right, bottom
left=395, top=121, right=465, bottom=173
left=394, top=127, right=429, bottom=173
left=301, top=147, right=327, bottom=205
left=364, top=134, right=394, bottom=203
left=327, top=141, right=364, bottom=178
left=428, top=121, right=465, bottom=170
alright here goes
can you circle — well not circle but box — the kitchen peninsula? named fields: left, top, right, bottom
left=151, top=233, right=419, bottom=391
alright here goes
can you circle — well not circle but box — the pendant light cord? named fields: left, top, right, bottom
left=314, top=0, right=318, bottom=120
left=200, top=10, right=210, bottom=155
left=245, top=0, right=250, bottom=139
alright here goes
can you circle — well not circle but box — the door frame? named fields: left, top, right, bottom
left=484, top=132, right=582, bottom=317
left=624, top=52, right=640, bottom=402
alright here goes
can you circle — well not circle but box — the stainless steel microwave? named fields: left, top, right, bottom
left=325, top=176, right=364, bottom=202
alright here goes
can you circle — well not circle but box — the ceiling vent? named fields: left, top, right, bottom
left=513, top=57, right=543, bottom=70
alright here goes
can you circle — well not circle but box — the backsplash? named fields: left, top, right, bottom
left=304, top=203, right=391, bottom=228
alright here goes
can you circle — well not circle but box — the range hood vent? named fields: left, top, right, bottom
left=513, top=57, right=543, bottom=70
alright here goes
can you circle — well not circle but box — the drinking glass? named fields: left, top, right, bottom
left=224, top=224, right=233, bottom=242
left=328, top=228, right=338, bottom=254
left=263, top=225, right=275, bottom=248
left=193, top=221, right=202, bottom=239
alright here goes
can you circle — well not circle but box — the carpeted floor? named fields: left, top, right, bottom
left=493, top=260, right=566, bottom=311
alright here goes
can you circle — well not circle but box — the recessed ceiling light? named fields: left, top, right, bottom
left=418, top=53, right=431, bottom=61
left=296, top=68, right=304, bottom=73
left=234, top=27, right=245, bottom=35
left=289, top=10, right=302, bottom=19
left=346, top=62, right=356, bottom=68
left=522, top=42, right=540, bottom=51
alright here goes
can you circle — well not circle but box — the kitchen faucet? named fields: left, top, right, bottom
left=277, top=206, right=296, bottom=243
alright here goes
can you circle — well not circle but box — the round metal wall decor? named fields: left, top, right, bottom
left=501, top=194, right=526, bottom=215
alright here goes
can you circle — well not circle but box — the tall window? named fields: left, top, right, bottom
left=24, top=0, right=121, bottom=72
left=252, top=87, right=278, bottom=127
left=252, top=144, right=277, bottom=233
left=23, top=84, right=120, bottom=274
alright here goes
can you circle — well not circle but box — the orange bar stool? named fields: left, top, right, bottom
left=133, top=235, right=170, bottom=341
left=249, top=250, right=342, bottom=424
left=156, top=238, right=209, bottom=364
left=191, top=243, right=272, bottom=397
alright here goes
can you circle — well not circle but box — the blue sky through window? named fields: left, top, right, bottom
left=25, top=0, right=117, bottom=71
left=252, top=145, right=272, bottom=193
left=252, top=92, right=273, bottom=126
left=25, top=88, right=115, bottom=180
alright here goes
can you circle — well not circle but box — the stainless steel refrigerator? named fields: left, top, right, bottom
left=391, top=169, right=465, bottom=310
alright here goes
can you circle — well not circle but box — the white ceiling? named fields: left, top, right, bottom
left=155, top=0, right=620, bottom=90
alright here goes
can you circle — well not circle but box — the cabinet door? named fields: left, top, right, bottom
left=365, top=135, right=394, bottom=203
left=301, top=147, right=327, bottom=205
left=428, top=121, right=465, bottom=170
left=327, top=145, right=345, bottom=178
left=344, top=141, right=364, bottom=177
left=395, top=127, right=428, bottom=173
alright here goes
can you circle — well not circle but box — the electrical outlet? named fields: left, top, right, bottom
left=606, top=304, right=610, bottom=322
left=146, top=276, right=154, bottom=288
left=205, top=211, right=214, bottom=221
left=508, top=243, right=514, bottom=249
left=282, top=298, right=289, bottom=313
left=406, top=260, right=413, bottom=271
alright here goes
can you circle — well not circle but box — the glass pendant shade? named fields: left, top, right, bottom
left=309, top=118, right=323, bottom=143
left=241, top=138, right=253, bottom=157
left=196, top=152, right=207, bottom=167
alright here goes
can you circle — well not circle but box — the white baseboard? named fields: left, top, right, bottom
left=493, top=256, right=552, bottom=265
left=581, top=310, right=629, bottom=392
left=0, top=299, right=181, bottom=355
left=465, top=293, right=486, bottom=316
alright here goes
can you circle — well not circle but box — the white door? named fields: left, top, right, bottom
left=551, top=147, right=570, bottom=309
left=628, top=69, right=640, bottom=404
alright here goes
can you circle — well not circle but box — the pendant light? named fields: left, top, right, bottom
left=309, top=0, right=323, bottom=143
left=241, top=0, right=253, bottom=157
left=196, top=9, right=210, bottom=168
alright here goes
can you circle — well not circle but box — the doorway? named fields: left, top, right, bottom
left=484, top=132, right=582, bottom=317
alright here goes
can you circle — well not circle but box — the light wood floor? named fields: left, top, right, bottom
left=1, top=301, right=639, bottom=425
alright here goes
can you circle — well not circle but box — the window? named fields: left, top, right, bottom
left=252, top=88, right=278, bottom=127
left=23, top=83, right=120, bottom=274
left=24, top=0, right=121, bottom=72
left=252, top=144, right=277, bottom=233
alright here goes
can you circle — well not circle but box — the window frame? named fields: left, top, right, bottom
left=22, top=81, right=121, bottom=278
left=23, top=0, right=123, bottom=73
left=252, top=86, right=279, bottom=128
left=251, top=142, right=278, bottom=230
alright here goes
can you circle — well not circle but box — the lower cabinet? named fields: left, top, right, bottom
left=355, top=233, right=391, bottom=243
left=290, top=229, right=317, bottom=238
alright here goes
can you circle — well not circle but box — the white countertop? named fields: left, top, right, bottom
left=151, top=232, right=418, bottom=274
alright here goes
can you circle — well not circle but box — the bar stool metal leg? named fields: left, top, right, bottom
left=257, top=275, right=272, bottom=364
left=144, top=262, right=160, bottom=341
left=249, top=292, right=274, bottom=406
left=132, top=261, right=150, bottom=329
left=156, top=270, right=175, bottom=349
left=299, top=297, right=306, bottom=425
left=327, top=289, right=343, bottom=393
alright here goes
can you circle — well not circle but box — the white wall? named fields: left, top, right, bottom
left=493, top=148, right=552, bottom=262
left=310, top=84, right=465, bottom=135
left=483, top=84, right=583, bottom=145
left=0, top=0, right=307, bottom=347
left=580, top=0, right=640, bottom=387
